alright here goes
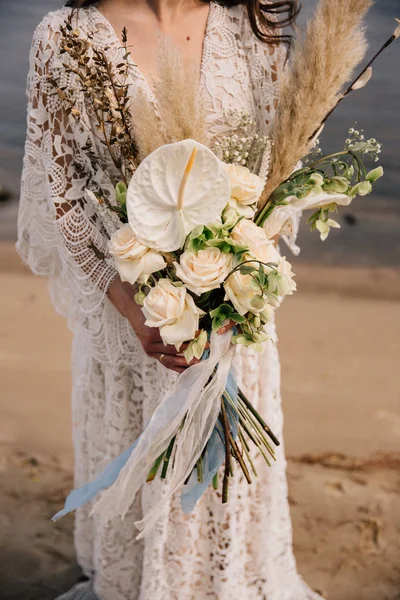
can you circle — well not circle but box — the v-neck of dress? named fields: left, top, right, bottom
left=91, top=2, right=215, bottom=101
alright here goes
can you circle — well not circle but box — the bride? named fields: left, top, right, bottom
left=17, top=0, right=324, bottom=598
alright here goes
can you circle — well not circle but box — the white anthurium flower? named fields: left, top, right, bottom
left=142, top=279, right=205, bottom=350
left=262, top=204, right=302, bottom=242
left=316, top=218, right=341, bottom=241
left=127, top=139, right=231, bottom=252
left=293, top=190, right=352, bottom=211
left=262, top=191, right=351, bottom=241
left=109, top=224, right=166, bottom=285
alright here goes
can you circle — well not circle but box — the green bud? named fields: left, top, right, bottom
left=250, top=295, right=265, bottom=310
left=253, top=315, right=261, bottom=328
left=351, top=180, right=373, bottom=197
left=115, top=181, right=127, bottom=206
left=343, top=165, right=355, bottom=180
left=323, top=176, right=349, bottom=194
left=134, top=291, right=146, bottom=306
left=309, top=172, right=324, bottom=186
left=366, top=166, right=384, bottom=183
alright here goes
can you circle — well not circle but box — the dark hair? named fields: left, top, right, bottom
left=64, top=0, right=299, bottom=44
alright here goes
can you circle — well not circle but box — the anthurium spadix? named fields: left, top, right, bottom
left=126, top=139, right=231, bottom=252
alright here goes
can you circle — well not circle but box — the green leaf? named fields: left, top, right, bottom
left=183, top=330, right=208, bottom=362
left=230, top=313, right=246, bottom=324
left=210, top=304, right=234, bottom=318
left=258, top=264, right=266, bottom=286
left=189, top=225, right=204, bottom=239
left=239, top=265, right=256, bottom=276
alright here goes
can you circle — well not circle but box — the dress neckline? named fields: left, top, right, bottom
left=90, top=2, right=216, bottom=99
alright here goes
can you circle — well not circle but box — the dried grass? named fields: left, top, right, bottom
left=259, top=0, right=373, bottom=209
left=130, top=37, right=207, bottom=161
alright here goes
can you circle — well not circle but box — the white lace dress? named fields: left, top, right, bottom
left=17, top=4, right=323, bottom=600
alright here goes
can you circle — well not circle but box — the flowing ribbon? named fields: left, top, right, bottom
left=180, top=371, right=238, bottom=513
left=53, top=330, right=235, bottom=539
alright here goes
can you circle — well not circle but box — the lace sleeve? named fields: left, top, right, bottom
left=17, top=13, right=117, bottom=316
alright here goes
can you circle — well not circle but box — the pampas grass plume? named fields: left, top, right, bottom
left=259, top=0, right=373, bottom=210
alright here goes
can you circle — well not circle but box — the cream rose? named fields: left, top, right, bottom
left=109, top=224, right=166, bottom=285
left=224, top=271, right=262, bottom=316
left=232, top=219, right=280, bottom=263
left=142, top=279, right=205, bottom=350
left=226, top=164, right=264, bottom=207
left=227, top=198, right=256, bottom=219
left=174, top=248, right=232, bottom=296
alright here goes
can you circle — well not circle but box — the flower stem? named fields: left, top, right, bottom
left=228, top=431, right=252, bottom=484
left=146, top=452, right=165, bottom=482
left=212, top=472, right=219, bottom=490
left=309, top=32, right=400, bottom=142
left=196, top=456, right=203, bottom=483
left=238, top=390, right=280, bottom=447
left=221, top=400, right=231, bottom=503
left=160, top=435, right=176, bottom=479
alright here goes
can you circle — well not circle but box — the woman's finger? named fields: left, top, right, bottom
left=147, top=342, right=188, bottom=355
left=217, top=319, right=235, bottom=335
left=150, top=353, right=200, bottom=372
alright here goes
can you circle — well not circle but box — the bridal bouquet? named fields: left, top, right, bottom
left=52, top=5, right=399, bottom=535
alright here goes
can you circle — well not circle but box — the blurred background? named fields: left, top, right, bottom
left=0, top=1, right=399, bottom=599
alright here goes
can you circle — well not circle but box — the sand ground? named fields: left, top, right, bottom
left=0, top=242, right=400, bottom=600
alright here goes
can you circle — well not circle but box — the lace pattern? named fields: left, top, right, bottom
left=17, top=4, right=321, bottom=599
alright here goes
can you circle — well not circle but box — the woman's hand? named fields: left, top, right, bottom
left=218, top=320, right=236, bottom=335
left=107, top=277, right=199, bottom=373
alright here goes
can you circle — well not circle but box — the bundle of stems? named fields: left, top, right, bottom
left=146, top=387, right=280, bottom=504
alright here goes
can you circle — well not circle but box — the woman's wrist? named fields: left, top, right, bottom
left=107, top=276, right=138, bottom=321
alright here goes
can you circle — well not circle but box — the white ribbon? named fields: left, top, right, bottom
left=92, top=330, right=235, bottom=538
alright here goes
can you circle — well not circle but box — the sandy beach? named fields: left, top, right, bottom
left=0, top=242, right=399, bottom=599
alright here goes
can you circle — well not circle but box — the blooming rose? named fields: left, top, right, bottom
left=227, top=198, right=256, bottom=219
left=232, top=219, right=279, bottom=263
left=174, top=247, right=232, bottom=296
left=226, top=164, right=264, bottom=207
left=109, top=224, right=166, bottom=285
left=224, top=270, right=262, bottom=316
left=142, top=279, right=205, bottom=350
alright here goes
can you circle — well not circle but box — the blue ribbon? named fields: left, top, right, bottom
left=53, top=440, right=139, bottom=521
left=53, top=371, right=239, bottom=521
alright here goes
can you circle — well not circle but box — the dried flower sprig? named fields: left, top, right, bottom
left=49, top=14, right=138, bottom=185
left=213, top=110, right=271, bottom=172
